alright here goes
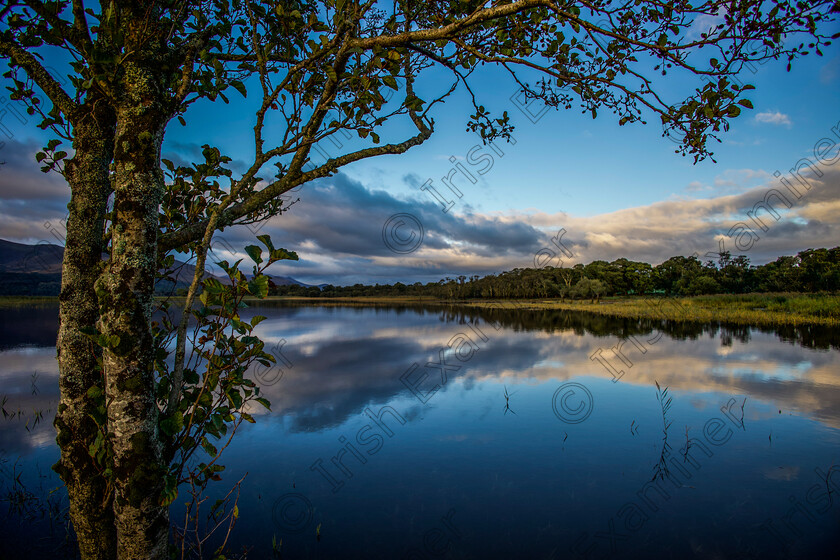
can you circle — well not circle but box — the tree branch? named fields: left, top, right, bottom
left=158, top=124, right=432, bottom=253
left=22, top=0, right=92, bottom=53
left=0, top=37, right=79, bottom=120
left=71, top=0, right=93, bottom=52
left=350, top=0, right=549, bottom=49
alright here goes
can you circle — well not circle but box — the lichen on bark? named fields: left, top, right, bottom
left=54, top=103, right=118, bottom=560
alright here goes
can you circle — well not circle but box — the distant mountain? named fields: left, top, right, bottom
left=0, top=239, right=64, bottom=295
left=268, top=275, right=311, bottom=287
left=166, top=270, right=317, bottom=291
left=0, top=239, right=311, bottom=296
left=0, top=239, right=64, bottom=274
left=157, top=259, right=226, bottom=294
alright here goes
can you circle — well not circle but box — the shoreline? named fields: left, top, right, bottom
left=1, top=293, right=837, bottom=327
left=461, top=293, right=839, bottom=327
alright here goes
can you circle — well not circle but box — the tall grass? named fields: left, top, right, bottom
left=468, top=293, right=840, bottom=327
left=692, top=293, right=840, bottom=320
left=0, top=296, right=59, bottom=307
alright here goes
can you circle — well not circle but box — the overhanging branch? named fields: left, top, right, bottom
left=158, top=125, right=432, bottom=253
left=0, top=38, right=79, bottom=120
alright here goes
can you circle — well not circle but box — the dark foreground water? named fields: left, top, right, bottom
left=1, top=302, right=839, bottom=559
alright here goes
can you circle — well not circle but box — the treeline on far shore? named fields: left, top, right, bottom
left=269, top=247, right=840, bottom=300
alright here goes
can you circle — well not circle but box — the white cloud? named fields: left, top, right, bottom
left=2, top=150, right=838, bottom=285
left=684, top=169, right=771, bottom=195
left=755, top=111, right=792, bottom=126
left=687, top=12, right=726, bottom=40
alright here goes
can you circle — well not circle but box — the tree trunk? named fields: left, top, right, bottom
left=98, top=65, right=169, bottom=559
left=54, top=109, right=118, bottom=560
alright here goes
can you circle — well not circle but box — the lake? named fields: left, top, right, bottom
left=1, top=302, right=838, bottom=559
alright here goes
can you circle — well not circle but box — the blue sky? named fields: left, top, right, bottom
left=1, top=32, right=839, bottom=285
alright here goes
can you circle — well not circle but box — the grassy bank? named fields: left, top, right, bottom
left=3, top=293, right=838, bottom=326
left=259, top=295, right=440, bottom=303
left=259, top=293, right=840, bottom=326
left=466, top=293, right=840, bottom=327
left=0, top=296, right=60, bottom=307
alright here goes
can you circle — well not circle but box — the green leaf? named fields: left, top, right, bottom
left=201, top=438, right=218, bottom=457
left=230, top=80, right=247, bottom=98
left=159, top=411, right=184, bottom=436
left=249, top=275, right=269, bottom=298
left=160, top=487, right=178, bottom=507
left=257, top=234, right=275, bottom=252
left=245, top=245, right=263, bottom=265
left=737, top=99, right=753, bottom=109
left=270, top=248, right=298, bottom=262
left=204, top=277, right=225, bottom=293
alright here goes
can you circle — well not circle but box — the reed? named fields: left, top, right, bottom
left=467, top=293, right=840, bottom=327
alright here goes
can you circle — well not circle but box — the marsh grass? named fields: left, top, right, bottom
left=503, top=385, right=517, bottom=415
left=0, top=296, right=59, bottom=307
left=0, top=453, right=75, bottom=558
left=651, top=381, right=673, bottom=482
left=468, top=293, right=840, bottom=327
left=259, top=295, right=440, bottom=303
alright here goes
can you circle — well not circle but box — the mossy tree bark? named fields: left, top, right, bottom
left=96, top=59, right=171, bottom=558
left=54, top=103, right=118, bottom=560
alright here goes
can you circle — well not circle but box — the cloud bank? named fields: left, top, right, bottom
left=0, top=137, right=838, bottom=285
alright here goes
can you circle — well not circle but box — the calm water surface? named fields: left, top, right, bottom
left=1, top=302, right=838, bottom=559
